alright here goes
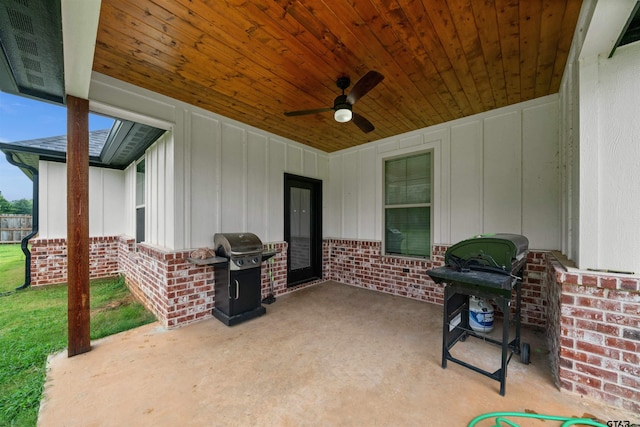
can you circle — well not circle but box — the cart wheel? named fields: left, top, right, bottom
left=521, top=343, right=530, bottom=365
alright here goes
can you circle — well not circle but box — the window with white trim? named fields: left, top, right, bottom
left=384, top=151, right=432, bottom=258
left=135, top=159, right=145, bottom=243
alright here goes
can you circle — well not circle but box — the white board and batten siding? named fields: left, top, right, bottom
left=42, top=73, right=560, bottom=254
left=592, top=43, right=640, bottom=273
left=327, top=95, right=561, bottom=251
left=89, top=72, right=329, bottom=250
left=38, top=161, right=126, bottom=239
left=555, top=0, right=640, bottom=273
left=560, top=35, right=640, bottom=272
left=190, top=118, right=329, bottom=247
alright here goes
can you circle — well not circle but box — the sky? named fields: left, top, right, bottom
left=0, top=91, right=114, bottom=201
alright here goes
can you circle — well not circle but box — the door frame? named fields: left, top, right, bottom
left=284, top=173, right=323, bottom=286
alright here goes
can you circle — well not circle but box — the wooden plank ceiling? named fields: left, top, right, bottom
left=93, top=0, right=582, bottom=153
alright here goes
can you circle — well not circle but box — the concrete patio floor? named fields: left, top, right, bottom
left=38, top=281, right=632, bottom=426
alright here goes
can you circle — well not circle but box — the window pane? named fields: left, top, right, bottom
left=385, top=158, right=405, bottom=205
left=136, top=207, right=145, bottom=243
left=136, top=160, right=145, bottom=206
left=385, top=152, right=430, bottom=205
left=290, top=187, right=311, bottom=270
left=385, top=207, right=431, bottom=257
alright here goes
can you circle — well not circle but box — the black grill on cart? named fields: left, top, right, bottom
left=427, top=233, right=530, bottom=396
left=207, top=233, right=275, bottom=326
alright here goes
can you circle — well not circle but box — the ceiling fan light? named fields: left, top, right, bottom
left=334, top=108, right=352, bottom=123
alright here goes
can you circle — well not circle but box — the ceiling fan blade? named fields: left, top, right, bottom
left=284, top=107, right=333, bottom=117
left=346, top=70, right=384, bottom=105
left=352, top=112, right=375, bottom=133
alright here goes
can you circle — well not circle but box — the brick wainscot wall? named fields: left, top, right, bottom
left=117, top=238, right=317, bottom=327
left=30, top=236, right=119, bottom=286
left=545, top=254, right=640, bottom=414
left=28, top=236, right=639, bottom=413
left=323, top=239, right=548, bottom=327
left=322, top=238, right=639, bottom=414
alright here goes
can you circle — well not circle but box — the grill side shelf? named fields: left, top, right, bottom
left=188, top=257, right=229, bottom=265
left=262, top=250, right=277, bottom=262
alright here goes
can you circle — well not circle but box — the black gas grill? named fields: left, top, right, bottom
left=210, top=233, right=275, bottom=326
left=427, top=233, right=530, bottom=396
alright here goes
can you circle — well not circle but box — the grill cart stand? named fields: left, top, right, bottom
left=427, top=233, right=530, bottom=396
left=431, top=268, right=528, bottom=396
left=189, top=233, right=276, bottom=327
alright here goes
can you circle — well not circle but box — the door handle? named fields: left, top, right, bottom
left=234, top=280, right=240, bottom=300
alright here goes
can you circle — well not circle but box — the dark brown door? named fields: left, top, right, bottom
left=284, top=174, right=322, bottom=286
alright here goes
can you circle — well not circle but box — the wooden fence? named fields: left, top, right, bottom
left=0, top=215, right=32, bottom=243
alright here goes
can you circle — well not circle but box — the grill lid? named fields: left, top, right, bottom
left=444, top=233, right=528, bottom=273
left=214, top=232, right=263, bottom=258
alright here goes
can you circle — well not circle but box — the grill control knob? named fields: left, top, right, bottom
left=252, top=257, right=259, bottom=264
left=236, top=259, right=244, bottom=266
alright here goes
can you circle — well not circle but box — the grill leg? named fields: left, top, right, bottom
left=499, top=295, right=510, bottom=396
left=515, top=280, right=522, bottom=350
left=439, top=281, right=517, bottom=396
left=442, top=287, right=468, bottom=369
left=442, top=287, right=448, bottom=368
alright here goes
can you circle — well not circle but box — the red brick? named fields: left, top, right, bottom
left=562, top=306, right=604, bottom=321
left=575, top=319, right=616, bottom=335
left=621, top=349, right=640, bottom=366
left=620, top=279, right=639, bottom=291
left=576, top=296, right=622, bottom=312
left=581, top=275, right=598, bottom=286
left=622, top=304, right=640, bottom=316
left=559, top=378, right=574, bottom=391
left=576, top=341, right=620, bottom=359
left=603, top=383, right=640, bottom=401
left=560, top=348, right=587, bottom=362
left=564, top=274, right=579, bottom=284
left=561, top=368, right=603, bottom=388
left=609, top=290, right=640, bottom=303
left=573, top=386, right=620, bottom=407
left=605, top=313, right=640, bottom=328
left=622, top=399, right=640, bottom=414
left=575, top=362, right=617, bottom=383
left=559, top=357, right=574, bottom=369
left=621, top=373, right=640, bottom=389
left=560, top=337, right=575, bottom=348
left=602, top=359, right=640, bottom=378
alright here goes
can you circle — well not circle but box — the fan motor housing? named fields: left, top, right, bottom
left=333, top=94, right=351, bottom=111
left=336, top=76, right=350, bottom=90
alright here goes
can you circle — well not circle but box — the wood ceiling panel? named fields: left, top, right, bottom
left=496, top=0, right=522, bottom=105
left=518, top=0, right=543, bottom=102
left=535, top=0, right=569, bottom=97
left=448, top=0, right=495, bottom=111
left=93, top=0, right=583, bottom=152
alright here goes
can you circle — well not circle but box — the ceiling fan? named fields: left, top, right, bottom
left=284, top=70, right=384, bottom=133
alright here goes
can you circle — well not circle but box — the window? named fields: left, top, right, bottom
left=384, top=151, right=432, bottom=258
left=135, top=159, right=145, bottom=243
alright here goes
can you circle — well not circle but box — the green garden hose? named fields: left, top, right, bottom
left=468, top=412, right=609, bottom=427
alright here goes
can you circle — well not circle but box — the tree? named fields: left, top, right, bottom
left=11, top=198, right=32, bottom=214
left=0, top=191, right=12, bottom=214
left=0, top=192, right=33, bottom=214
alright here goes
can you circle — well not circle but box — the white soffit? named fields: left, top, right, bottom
left=89, top=100, right=174, bottom=131
left=580, top=0, right=637, bottom=60
left=61, top=0, right=102, bottom=98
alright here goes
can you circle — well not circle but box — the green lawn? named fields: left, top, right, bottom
left=0, top=243, right=26, bottom=293
left=0, top=244, right=157, bottom=426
